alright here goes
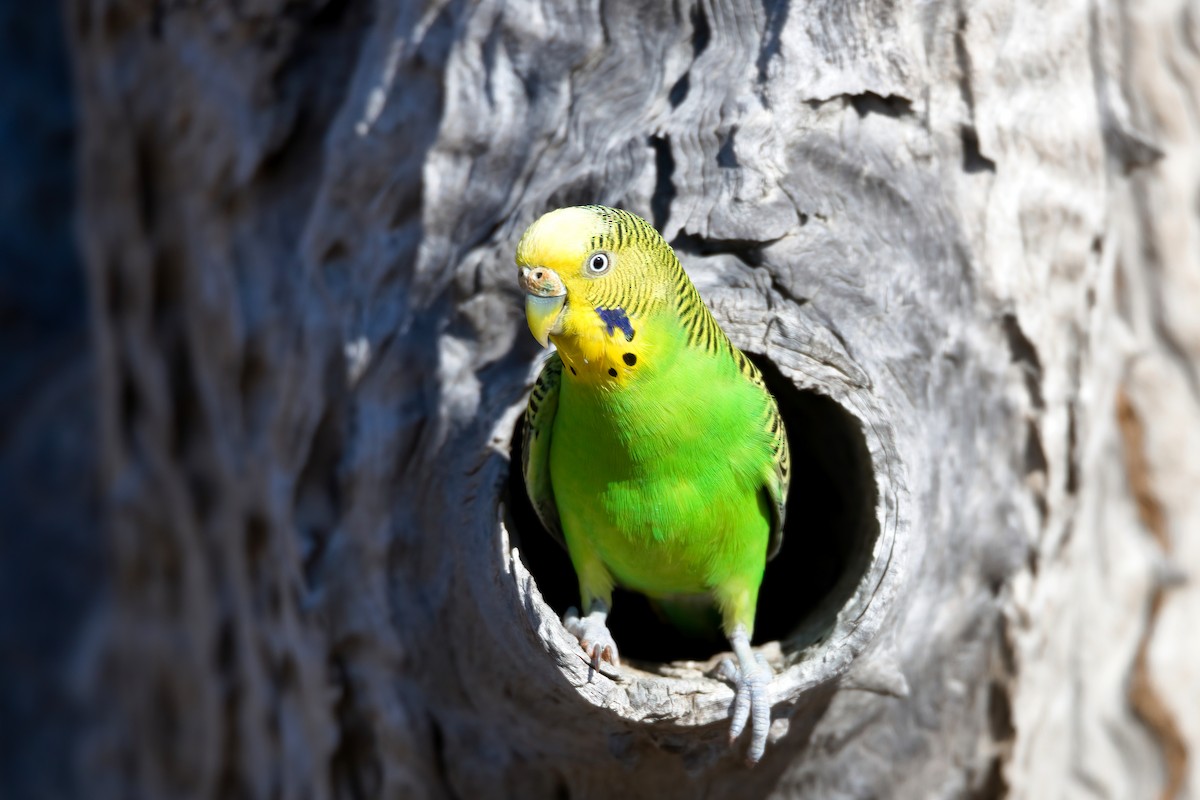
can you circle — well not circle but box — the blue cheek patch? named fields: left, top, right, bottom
left=596, top=306, right=635, bottom=342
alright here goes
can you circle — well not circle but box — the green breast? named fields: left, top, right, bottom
left=548, top=317, right=774, bottom=597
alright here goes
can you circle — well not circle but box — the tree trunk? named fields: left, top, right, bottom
left=27, top=0, right=1200, bottom=797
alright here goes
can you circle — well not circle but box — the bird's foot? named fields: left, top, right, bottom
left=719, top=626, right=773, bottom=766
left=564, top=604, right=620, bottom=673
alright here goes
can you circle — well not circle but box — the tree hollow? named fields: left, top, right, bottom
left=499, top=341, right=904, bottom=741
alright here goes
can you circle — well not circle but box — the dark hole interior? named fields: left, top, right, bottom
left=504, top=353, right=879, bottom=664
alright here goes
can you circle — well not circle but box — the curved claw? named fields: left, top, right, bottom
left=564, top=605, right=620, bottom=672
left=722, top=627, right=774, bottom=766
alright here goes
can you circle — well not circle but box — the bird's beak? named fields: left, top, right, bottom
left=521, top=266, right=567, bottom=348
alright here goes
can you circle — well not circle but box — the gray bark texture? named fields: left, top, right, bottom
left=9, top=0, right=1198, bottom=797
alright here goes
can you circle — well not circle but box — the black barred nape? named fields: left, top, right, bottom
left=675, top=277, right=740, bottom=360
left=731, top=346, right=767, bottom=390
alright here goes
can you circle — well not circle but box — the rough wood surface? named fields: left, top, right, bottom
left=14, top=0, right=1196, bottom=797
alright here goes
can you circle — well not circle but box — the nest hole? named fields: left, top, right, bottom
left=505, top=352, right=879, bottom=664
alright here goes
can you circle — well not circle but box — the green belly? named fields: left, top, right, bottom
left=549, top=353, right=772, bottom=600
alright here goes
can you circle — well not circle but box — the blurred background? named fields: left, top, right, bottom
left=0, top=4, right=98, bottom=797
left=2, top=1, right=1199, bottom=798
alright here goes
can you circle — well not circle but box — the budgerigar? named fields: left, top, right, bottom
left=517, top=205, right=790, bottom=764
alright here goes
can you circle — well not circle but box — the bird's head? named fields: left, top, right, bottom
left=515, top=206, right=676, bottom=358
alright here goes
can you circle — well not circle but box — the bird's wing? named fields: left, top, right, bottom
left=522, top=352, right=565, bottom=548
left=762, top=392, right=790, bottom=561
left=732, top=347, right=791, bottom=562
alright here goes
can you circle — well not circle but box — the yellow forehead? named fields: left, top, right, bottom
left=515, top=207, right=606, bottom=273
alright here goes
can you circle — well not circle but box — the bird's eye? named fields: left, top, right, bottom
left=586, top=252, right=611, bottom=275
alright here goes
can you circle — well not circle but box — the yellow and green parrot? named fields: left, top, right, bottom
left=517, top=205, right=790, bottom=764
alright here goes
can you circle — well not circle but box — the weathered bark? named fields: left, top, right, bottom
left=14, top=0, right=1199, bottom=797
